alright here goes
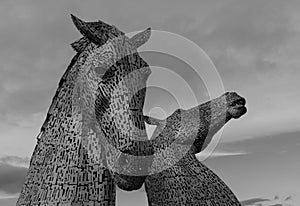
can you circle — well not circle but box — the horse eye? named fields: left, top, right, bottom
left=95, top=66, right=106, bottom=76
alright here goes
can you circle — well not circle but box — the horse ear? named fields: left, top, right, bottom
left=130, top=28, right=151, bottom=48
left=71, top=14, right=110, bottom=45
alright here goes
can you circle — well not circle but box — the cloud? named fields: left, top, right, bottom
left=217, top=130, right=300, bottom=156
left=0, top=155, right=28, bottom=197
left=241, top=198, right=270, bottom=206
left=241, top=195, right=297, bottom=206
left=0, top=163, right=27, bottom=195
left=159, top=0, right=297, bottom=67
left=197, top=0, right=297, bottom=60
left=285, top=196, right=292, bottom=201
left=0, top=156, right=30, bottom=168
left=0, top=197, right=18, bottom=206
left=197, top=149, right=248, bottom=160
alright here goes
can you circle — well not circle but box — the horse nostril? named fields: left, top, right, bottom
left=238, top=98, right=246, bottom=105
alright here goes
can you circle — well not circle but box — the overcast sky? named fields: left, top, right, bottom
left=0, top=0, right=299, bottom=205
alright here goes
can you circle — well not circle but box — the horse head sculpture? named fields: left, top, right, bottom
left=17, top=15, right=154, bottom=205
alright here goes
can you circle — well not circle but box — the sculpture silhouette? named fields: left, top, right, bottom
left=16, top=15, right=162, bottom=205
left=16, top=15, right=246, bottom=206
left=144, top=92, right=246, bottom=205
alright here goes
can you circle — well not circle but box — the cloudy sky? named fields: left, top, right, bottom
left=0, top=0, right=300, bottom=205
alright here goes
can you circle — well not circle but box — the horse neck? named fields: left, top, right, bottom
left=33, top=49, right=115, bottom=202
